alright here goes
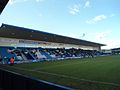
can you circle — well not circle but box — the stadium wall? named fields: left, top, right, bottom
left=0, top=68, right=73, bottom=90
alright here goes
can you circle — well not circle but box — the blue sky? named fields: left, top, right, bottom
left=0, top=0, right=120, bottom=49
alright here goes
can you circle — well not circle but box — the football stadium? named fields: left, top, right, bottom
left=0, top=0, right=120, bottom=90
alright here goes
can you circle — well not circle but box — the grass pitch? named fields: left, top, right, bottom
left=1, top=55, right=120, bottom=90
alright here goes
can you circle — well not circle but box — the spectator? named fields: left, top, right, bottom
left=10, top=57, right=14, bottom=66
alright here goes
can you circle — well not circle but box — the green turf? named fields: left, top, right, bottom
left=1, top=55, right=120, bottom=90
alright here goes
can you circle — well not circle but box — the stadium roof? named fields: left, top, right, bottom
left=0, top=0, right=9, bottom=14
left=0, top=24, right=105, bottom=47
left=111, top=47, right=120, bottom=50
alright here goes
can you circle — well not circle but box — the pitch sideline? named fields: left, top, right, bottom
left=9, top=66, right=120, bottom=87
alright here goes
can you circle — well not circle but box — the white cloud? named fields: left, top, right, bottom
left=109, top=13, right=115, bottom=17
left=38, top=13, right=42, bottom=17
left=94, top=30, right=111, bottom=40
left=92, top=30, right=120, bottom=49
left=9, top=0, right=28, bottom=5
left=61, top=30, right=119, bottom=49
left=9, top=0, right=17, bottom=5
left=9, top=0, right=44, bottom=5
left=86, top=15, right=107, bottom=24
left=84, top=1, right=90, bottom=8
left=101, top=39, right=120, bottom=49
left=36, top=0, right=44, bottom=2
left=69, top=4, right=80, bottom=15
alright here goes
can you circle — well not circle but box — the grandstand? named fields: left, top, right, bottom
left=0, top=23, right=105, bottom=62
left=111, top=48, right=120, bottom=55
